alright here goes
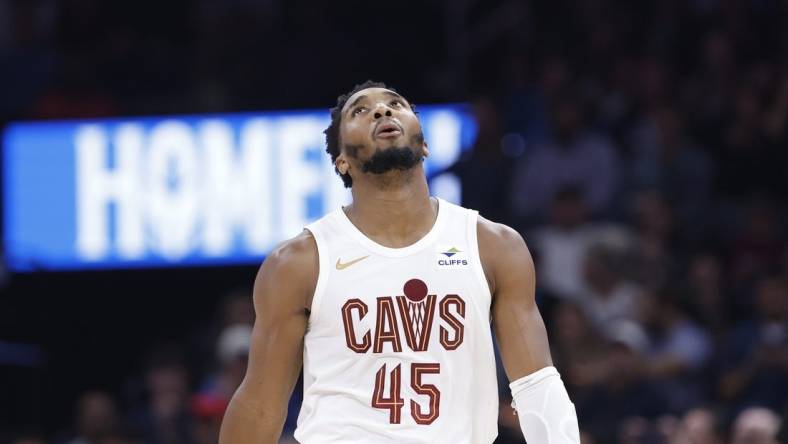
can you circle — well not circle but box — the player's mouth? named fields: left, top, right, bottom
left=373, top=121, right=403, bottom=139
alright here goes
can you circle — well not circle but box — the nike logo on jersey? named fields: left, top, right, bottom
left=336, top=255, right=370, bottom=270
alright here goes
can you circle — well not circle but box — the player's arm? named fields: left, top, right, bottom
left=219, top=231, right=317, bottom=444
left=478, top=217, right=580, bottom=443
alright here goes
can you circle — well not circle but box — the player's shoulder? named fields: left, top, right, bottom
left=257, top=230, right=318, bottom=284
left=252, top=231, right=318, bottom=313
left=476, top=215, right=527, bottom=249
left=476, top=216, right=534, bottom=287
left=253, top=230, right=318, bottom=310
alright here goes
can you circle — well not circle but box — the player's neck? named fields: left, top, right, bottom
left=345, top=173, right=436, bottom=248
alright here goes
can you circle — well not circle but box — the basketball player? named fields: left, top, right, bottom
left=219, top=81, right=580, bottom=443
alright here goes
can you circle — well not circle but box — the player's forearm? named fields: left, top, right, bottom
left=219, top=392, right=286, bottom=444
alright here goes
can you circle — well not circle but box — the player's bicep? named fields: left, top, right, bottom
left=483, top=222, right=553, bottom=381
left=243, top=281, right=306, bottom=406
left=234, top=237, right=315, bottom=414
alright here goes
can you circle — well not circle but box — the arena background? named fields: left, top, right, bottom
left=1, top=0, right=787, bottom=443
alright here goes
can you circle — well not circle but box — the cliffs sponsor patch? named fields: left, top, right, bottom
left=436, top=245, right=469, bottom=268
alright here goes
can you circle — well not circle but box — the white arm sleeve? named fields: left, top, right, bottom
left=510, top=366, right=580, bottom=443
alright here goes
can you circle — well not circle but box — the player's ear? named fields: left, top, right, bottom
left=336, top=154, right=350, bottom=176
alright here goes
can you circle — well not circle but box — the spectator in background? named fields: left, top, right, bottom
left=575, top=321, right=665, bottom=443
left=634, top=57, right=671, bottom=114
left=202, top=323, right=251, bottom=401
left=718, top=83, right=786, bottom=199
left=684, top=253, right=730, bottom=339
left=670, top=407, right=723, bottom=444
left=130, top=348, right=193, bottom=444
left=578, top=244, right=645, bottom=334
left=641, top=291, right=713, bottom=412
left=531, top=187, right=591, bottom=301
left=189, top=396, right=225, bottom=444
left=731, top=407, right=783, bottom=444
left=189, top=289, right=254, bottom=382
left=191, top=322, right=251, bottom=442
left=718, top=276, right=788, bottom=415
left=629, top=105, right=715, bottom=231
left=531, top=186, right=632, bottom=302
left=447, top=96, right=512, bottom=224
left=729, top=201, right=785, bottom=307
left=618, top=415, right=674, bottom=444
left=510, top=90, right=621, bottom=223
left=539, top=56, right=573, bottom=107
left=549, top=302, right=609, bottom=394
left=218, top=290, right=255, bottom=328
left=630, top=190, right=678, bottom=290
left=64, top=390, right=121, bottom=444
left=500, top=53, right=555, bottom=146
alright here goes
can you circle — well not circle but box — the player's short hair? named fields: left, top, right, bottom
left=324, top=80, right=415, bottom=188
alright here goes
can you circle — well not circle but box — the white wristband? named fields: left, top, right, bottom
left=510, top=366, right=580, bottom=443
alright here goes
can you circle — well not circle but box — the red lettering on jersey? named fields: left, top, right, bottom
left=396, top=294, right=437, bottom=352
left=342, top=299, right=371, bottom=353
left=373, top=297, right=402, bottom=353
left=439, top=294, right=465, bottom=350
left=372, top=363, right=404, bottom=423
left=410, top=363, right=441, bottom=424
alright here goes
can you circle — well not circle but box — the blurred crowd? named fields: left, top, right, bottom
left=454, top=1, right=788, bottom=442
left=3, top=0, right=788, bottom=443
left=5, top=291, right=260, bottom=444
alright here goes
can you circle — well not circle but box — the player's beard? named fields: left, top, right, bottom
left=361, top=146, right=423, bottom=174
left=359, top=133, right=425, bottom=175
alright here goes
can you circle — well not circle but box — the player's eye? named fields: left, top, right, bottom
left=351, top=107, right=366, bottom=116
left=390, top=100, right=402, bottom=107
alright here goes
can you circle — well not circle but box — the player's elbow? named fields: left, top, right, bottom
left=233, top=386, right=288, bottom=422
left=220, top=389, right=287, bottom=444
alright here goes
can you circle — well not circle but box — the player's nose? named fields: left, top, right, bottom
left=372, top=103, right=393, bottom=119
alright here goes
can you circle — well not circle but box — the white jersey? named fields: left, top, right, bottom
left=295, top=198, right=499, bottom=444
